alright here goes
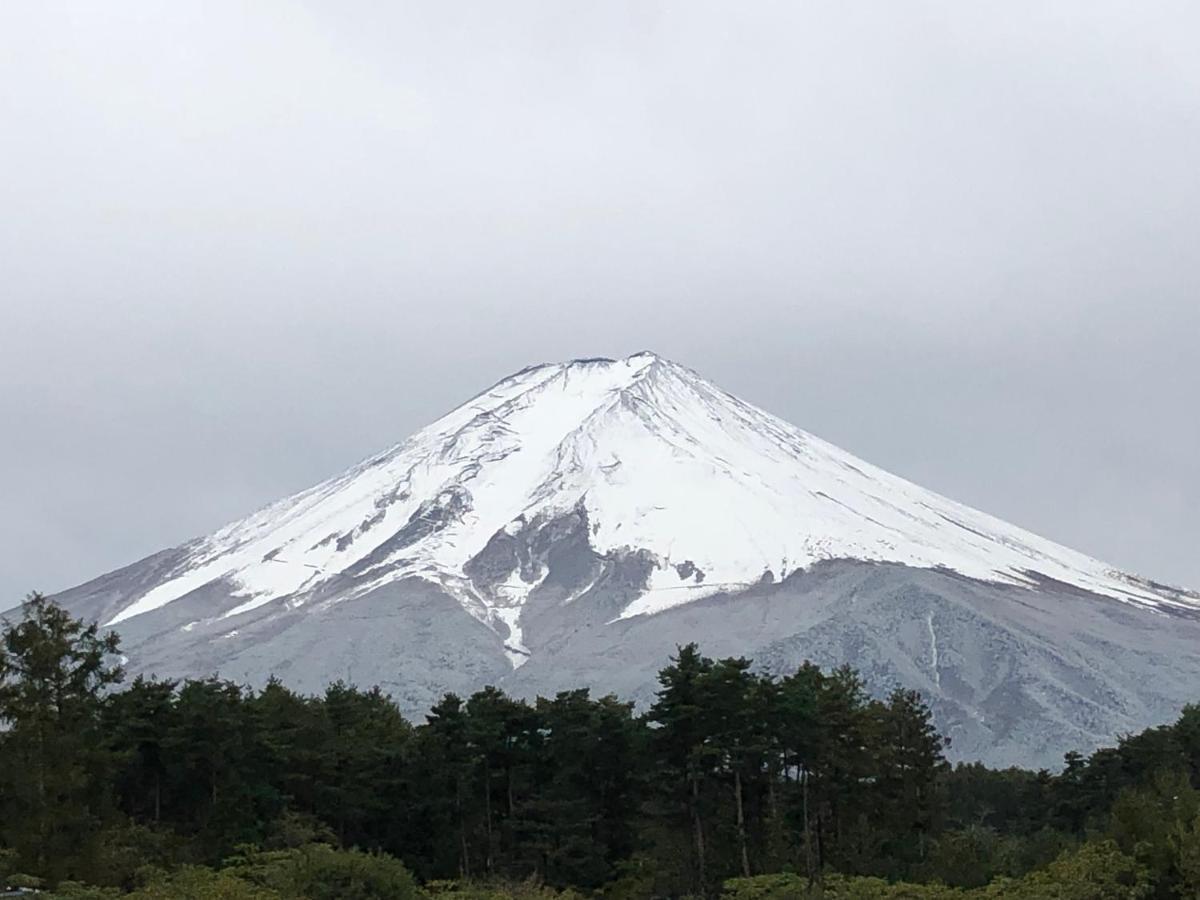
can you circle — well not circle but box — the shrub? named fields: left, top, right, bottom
left=224, top=844, right=419, bottom=900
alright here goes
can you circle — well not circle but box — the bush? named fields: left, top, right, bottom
left=723, top=872, right=814, bottom=899
left=425, top=880, right=586, bottom=900
left=124, top=865, right=281, bottom=899
left=223, top=844, right=419, bottom=900
left=982, top=840, right=1154, bottom=899
left=46, top=882, right=121, bottom=899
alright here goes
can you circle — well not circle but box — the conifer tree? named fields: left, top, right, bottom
left=0, top=592, right=123, bottom=880
left=702, top=656, right=762, bottom=878
left=319, top=682, right=410, bottom=849
left=251, top=677, right=327, bottom=819
left=105, top=675, right=178, bottom=824
left=876, top=688, right=948, bottom=862
left=534, top=689, right=641, bottom=888
left=465, top=686, right=533, bottom=875
left=648, top=643, right=715, bottom=892
left=425, top=693, right=475, bottom=877
left=776, top=662, right=825, bottom=881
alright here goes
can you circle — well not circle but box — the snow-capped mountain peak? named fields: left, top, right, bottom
left=104, top=352, right=1197, bottom=667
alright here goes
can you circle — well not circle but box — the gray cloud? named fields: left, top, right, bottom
left=1, top=0, right=1197, bottom=602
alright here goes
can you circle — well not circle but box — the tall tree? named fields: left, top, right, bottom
left=808, top=664, right=874, bottom=873
left=648, top=643, right=715, bottom=893
left=533, top=690, right=642, bottom=889
left=318, top=682, right=410, bottom=850
left=701, top=657, right=763, bottom=878
left=0, top=593, right=123, bottom=880
left=776, top=662, right=825, bottom=881
left=875, top=688, right=948, bottom=863
left=106, top=675, right=178, bottom=824
left=424, top=693, right=475, bottom=878
left=164, top=678, right=281, bottom=857
left=465, top=686, right=534, bottom=875
left=250, top=677, right=327, bottom=820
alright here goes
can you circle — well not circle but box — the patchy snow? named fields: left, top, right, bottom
left=105, top=352, right=1198, bottom=656
left=492, top=607, right=531, bottom=668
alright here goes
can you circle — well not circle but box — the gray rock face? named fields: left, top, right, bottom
left=39, top=525, right=1200, bottom=771
left=21, top=354, right=1200, bottom=771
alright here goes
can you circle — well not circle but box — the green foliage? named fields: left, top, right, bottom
left=222, top=844, right=419, bottom=900
left=8, top=596, right=1200, bottom=899
left=0, top=592, right=123, bottom=882
left=723, top=872, right=814, bottom=899
left=0, top=848, right=18, bottom=881
left=45, top=882, right=122, bottom=900
left=987, top=840, right=1153, bottom=899
left=262, top=810, right=338, bottom=850
left=723, top=871, right=964, bottom=899
left=1173, top=814, right=1200, bottom=898
left=123, top=865, right=282, bottom=899
left=425, top=878, right=585, bottom=900
left=84, top=822, right=181, bottom=889
left=724, top=842, right=1152, bottom=899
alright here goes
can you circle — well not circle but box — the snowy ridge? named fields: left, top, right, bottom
left=104, top=352, right=1198, bottom=666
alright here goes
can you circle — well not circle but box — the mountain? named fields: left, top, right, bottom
left=39, top=352, right=1200, bottom=768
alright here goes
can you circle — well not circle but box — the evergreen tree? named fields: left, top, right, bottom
left=164, top=678, right=280, bottom=857
left=250, top=677, right=327, bottom=820
left=318, top=682, right=410, bottom=850
left=876, top=688, right=949, bottom=864
left=776, top=662, right=825, bottom=881
left=701, top=657, right=763, bottom=878
left=465, top=686, right=535, bottom=876
left=0, top=593, right=123, bottom=880
left=647, top=643, right=715, bottom=893
left=533, top=690, right=641, bottom=889
left=9, top=596, right=1200, bottom=897
left=105, top=676, right=177, bottom=825
left=423, top=693, right=476, bottom=878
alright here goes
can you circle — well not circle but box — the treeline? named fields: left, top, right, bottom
left=4, top=593, right=1200, bottom=899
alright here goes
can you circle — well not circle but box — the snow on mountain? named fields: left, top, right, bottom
left=103, top=351, right=1196, bottom=667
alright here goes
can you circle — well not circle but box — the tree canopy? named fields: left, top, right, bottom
left=3, top=596, right=1200, bottom=899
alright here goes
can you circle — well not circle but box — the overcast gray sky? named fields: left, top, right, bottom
left=1, top=1, right=1197, bottom=604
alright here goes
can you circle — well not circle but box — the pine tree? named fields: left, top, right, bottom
left=0, top=593, right=123, bottom=880
left=876, top=688, right=948, bottom=863
left=318, top=682, right=410, bottom=850
left=105, top=675, right=178, bottom=824
left=776, top=662, right=825, bottom=881
left=424, top=693, right=475, bottom=878
left=465, top=686, right=534, bottom=875
left=701, top=657, right=762, bottom=878
left=648, top=643, right=715, bottom=893
left=251, top=677, right=327, bottom=820
left=165, top=678, right=281, bottom=857
left=534, top=689, right=641, bottom=888
left=809, top=664, right=873, bottom=873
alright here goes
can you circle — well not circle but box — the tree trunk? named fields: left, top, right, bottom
left=766, top=759, right=781, bottom=869
left=36, top=717, right=47, bottom=874
left=506, top=763, right=515, bottom=867
left=457, top=775, right=470, bottom=878
left=507, top=765, right=515, bottom=817
left=803, top=768, right=816, bottom=885
left=154, top=771, right=161, bottom=823
left=690, top=771, right=706, bottom=891
left=484, top=765, right=494, bottom=874
left=734, top=767, right=751, bottom=877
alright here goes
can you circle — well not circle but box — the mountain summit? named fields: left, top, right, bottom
left=45, top=353, right=1200, bottom=768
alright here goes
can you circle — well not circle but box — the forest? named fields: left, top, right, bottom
left=3, top=592, right=1200, bottom=899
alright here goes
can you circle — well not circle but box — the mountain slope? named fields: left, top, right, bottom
left=40, top=352, right=1200, bottom=768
